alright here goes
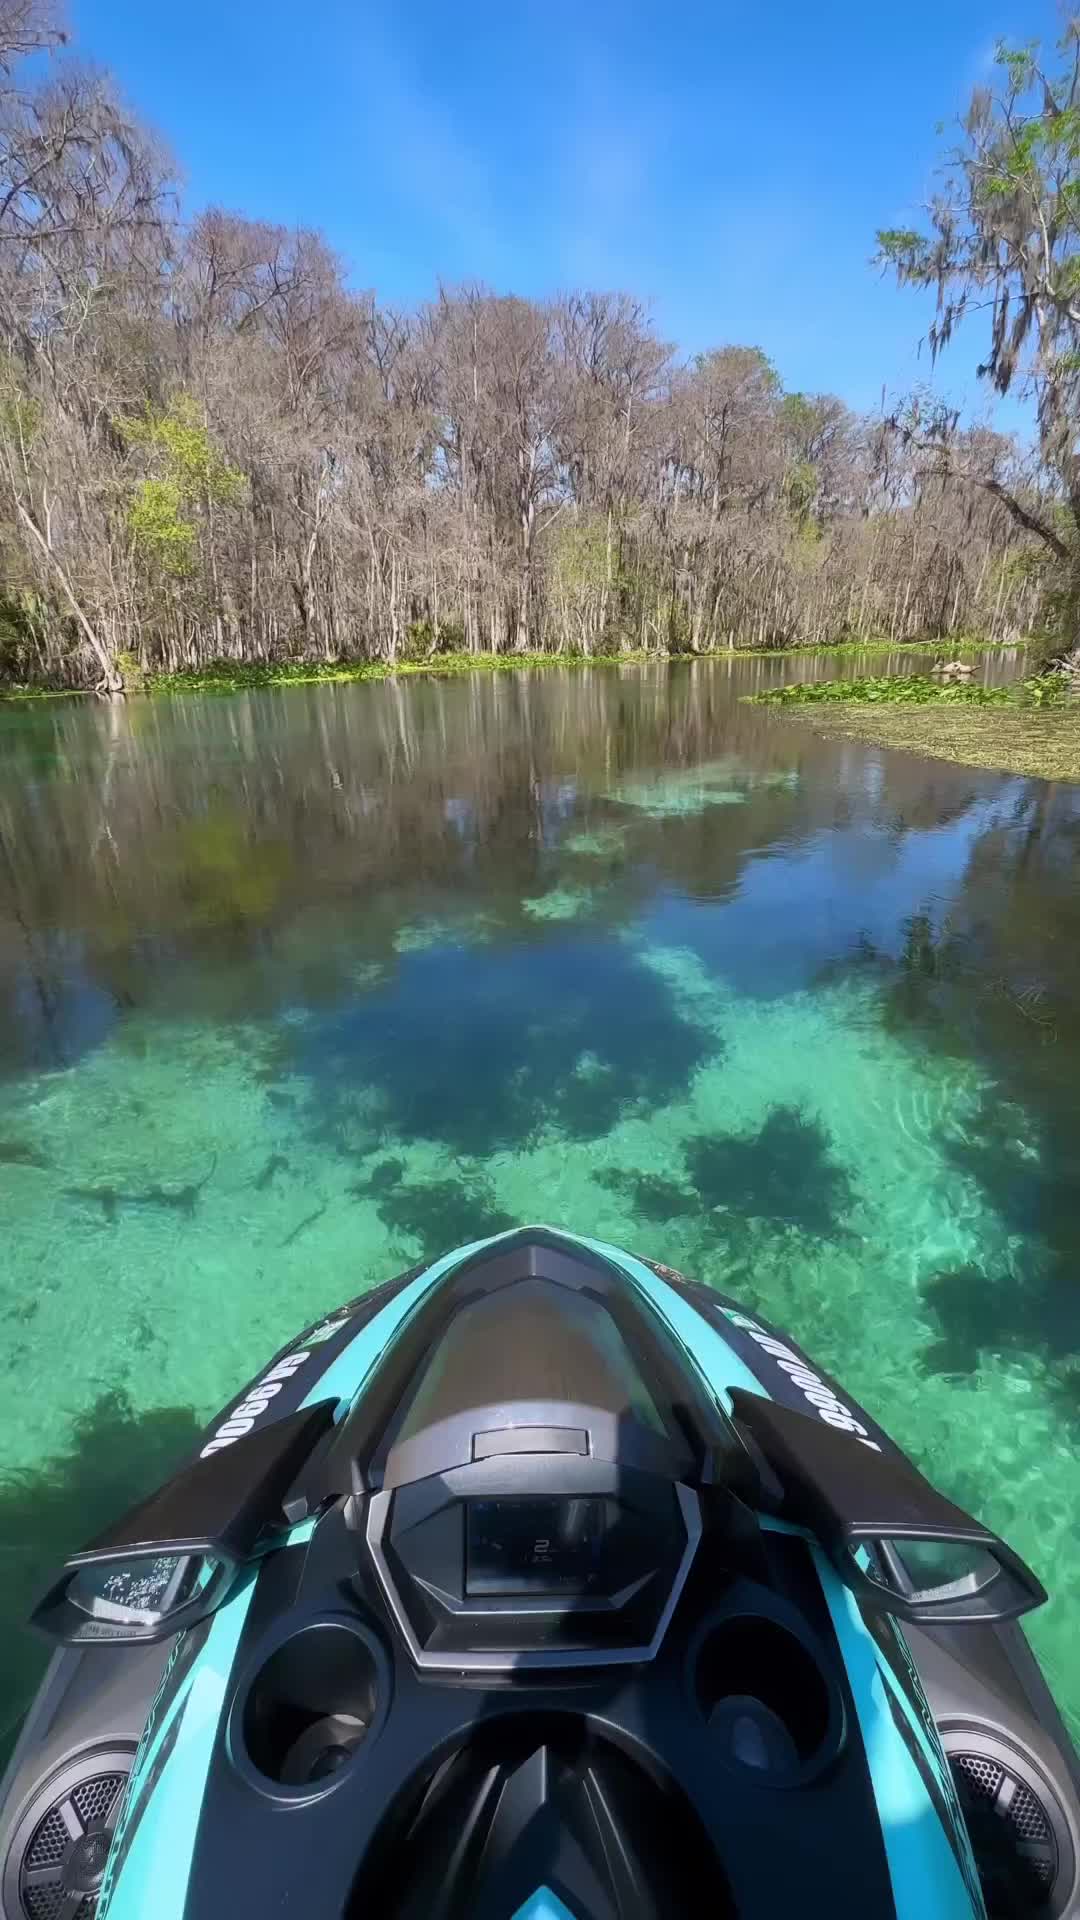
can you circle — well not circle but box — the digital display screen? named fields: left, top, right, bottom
left=465, top=1497, right=623, bottom=1597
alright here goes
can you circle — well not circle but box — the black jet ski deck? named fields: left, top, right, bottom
left=2, top=1229, right=1077, bottom=1920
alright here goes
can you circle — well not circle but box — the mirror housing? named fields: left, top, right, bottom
left=729, top=1390, right=1046, bottom=1626
left=33, top=1401, right=336, bottom=1645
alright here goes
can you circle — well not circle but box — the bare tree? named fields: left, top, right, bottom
left=0, top=7, right=1049, bottom=689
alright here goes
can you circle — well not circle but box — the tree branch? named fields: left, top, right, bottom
left=907, top=440, right=1069, bottom=559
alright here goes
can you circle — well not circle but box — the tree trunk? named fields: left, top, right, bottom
left=16, top=501, right=123, bottom=693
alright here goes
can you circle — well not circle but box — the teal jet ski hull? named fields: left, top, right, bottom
left=2, top=1228, right=1076, bottom=1920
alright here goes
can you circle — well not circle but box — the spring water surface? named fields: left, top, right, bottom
left=1, top=651, right=1077, bottom=1743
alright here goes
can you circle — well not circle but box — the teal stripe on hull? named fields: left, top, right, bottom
left=811, top=1544, right=984, bottom=1918
left=511, top=1892, right=581, bottom=1920
left=100, top=1574, right=258, bottom=1920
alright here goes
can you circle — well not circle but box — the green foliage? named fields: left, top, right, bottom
left=145, top=636, right=1020, bottom=698
left=0, top=593, right=39, bottom=677
left=402, top=618, right=467, bottom=659
left=784, top=458, right=818, bottom=523
left=995, top=41, right=1037, bottom=90
left=552, top=514, right=611, bottom=593
left=116, top=393, right=246, bottom=508
left=779, top=393, right=817, bottom=438
left=150, top=647, right=724, bottom=696
left=752, top=672, right=1070, bottom=709
left=0, top=382, right=41, bottom=450
left=127, top=477, right=196, bottom=576
left=874, top=228, right=930, bottom=269
left=692, top=345, right=779, bottom=395
left=115, top=393, right=247, bottom=579
left=993, top=546, right=1046, bottom=590
left=113, top=648, right=148, bottom=692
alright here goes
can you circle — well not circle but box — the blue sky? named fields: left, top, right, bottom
left=72, top=0, right=1061, bottom=422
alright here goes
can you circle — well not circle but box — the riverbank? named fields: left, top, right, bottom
left=752, top=672, right=1080, bottom=783
left=0, top=632, right=1017, bottom=701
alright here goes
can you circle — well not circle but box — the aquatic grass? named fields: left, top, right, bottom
left=146, top=651, right=658, bottom=695
left=521, top=884, right=598, bottom=921
left=749, top=669, right=1079, bottom=782
left=740, top=633, right=1021, bottom=661
left=0, top=633, right=1023, bottom=704
left=751, top=671, right=1069, bottom=708
left=605, top=762, right=752, bottom=818
left=776, top=700, right=1080, bottom=785
left=393, top=912, right=498, bottom=952
left=296, top=935, right=710, bottom=1157
left=684, top=1104, right=855, bottom=1240
left=560, top=826, right=628, bottom=858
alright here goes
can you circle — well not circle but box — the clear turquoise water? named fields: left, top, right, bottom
left=1, top=651, right=1077, bottom=1746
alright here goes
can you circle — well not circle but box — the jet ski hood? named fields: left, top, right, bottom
left=7, top=1228, right=1075, bottom=1920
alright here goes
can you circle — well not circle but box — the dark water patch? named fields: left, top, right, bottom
left=1046, top=1366, right=1080, bottom=1427
left=0, top=1139, right=48, bottom=1168
left=918, top=1268, right=1004, bottom=1376
left=685, top=1105, right=854, bottom=1240
left=367, top=1157, right=404, bottom=1192
left=0, top=1392, right=203, bottom=1760
left=254, top=1151, right=288, bottom=1190
left=300, top=937, right=708, bottom=1158
left=3, top=1297, right=38, bottom=1324
left=0, top=952, right=119, bottom=1080
left=597, top=1167, right=700, bottom=1222
left=371, top=1175, right=516, bottom=1261
left=919, top=1259, right=1080, bottom=1379
left=944, top=1096, right=1080, bottom=1276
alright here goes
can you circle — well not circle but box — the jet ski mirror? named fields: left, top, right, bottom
left=728, top=1390, right=1047, bottom=1627
left=39, top=1549, right=232, bottom=1644
left=844, top=1535, right=1043, bottom=1626
left=32, top=1401, right=336, bottom=1646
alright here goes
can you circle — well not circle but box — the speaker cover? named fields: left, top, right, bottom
left=945, top=1730, right=1073, bottom=1918
left=3, top=1747, right=132, bottom=1920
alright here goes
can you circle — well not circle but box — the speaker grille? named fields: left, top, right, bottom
left=71, top=1777, right=125, bottom=1831
left=954, top=1751, right=1003, bottom=1801
left=24, top=1885, right=69, bottom=1920
left=24, top=1809, right=69, bottom=1873
left=950, top=1749, right=1058, bottom=1911
left=18, top=1768, right=127, bottom=1920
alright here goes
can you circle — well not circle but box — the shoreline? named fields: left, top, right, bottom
left=0, top=633, right=1018, bottom=702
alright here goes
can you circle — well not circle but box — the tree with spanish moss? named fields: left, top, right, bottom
left=877, top=22, right=1080, bottom=654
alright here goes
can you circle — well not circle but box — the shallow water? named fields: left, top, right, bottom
left=1, top=648, right=1078, bottom=1746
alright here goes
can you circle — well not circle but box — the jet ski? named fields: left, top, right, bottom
left=1, top=1227, right=1078, bottom=1920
